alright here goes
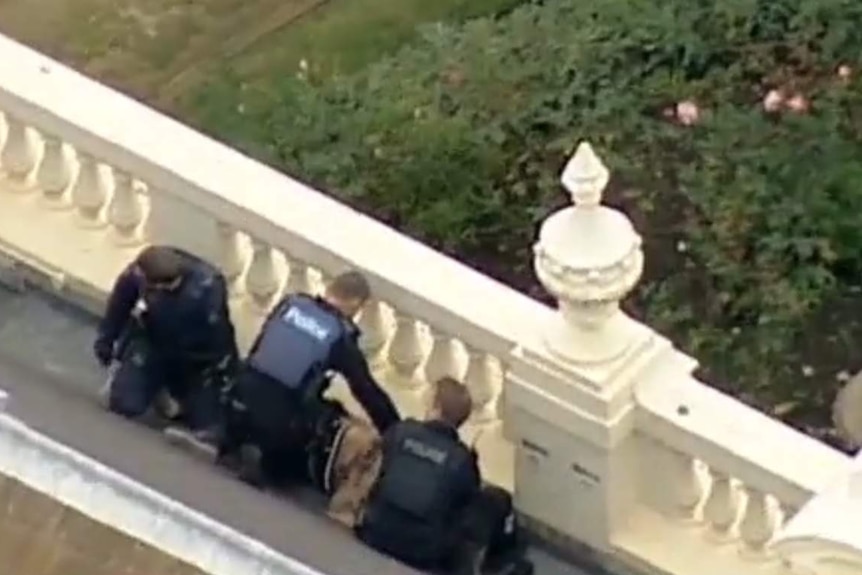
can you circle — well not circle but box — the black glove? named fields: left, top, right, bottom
left=93, top=339, right=114, bottom=367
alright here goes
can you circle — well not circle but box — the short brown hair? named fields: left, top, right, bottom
left=327, top=270, right=371, bottom=302
left=433, top=377, right=473, bottom=428
left=136, top=246, right=185, bottom=284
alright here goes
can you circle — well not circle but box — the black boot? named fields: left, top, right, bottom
left=237, top=444, right=266, bottom=488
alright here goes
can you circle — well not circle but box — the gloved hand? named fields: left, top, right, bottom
left=93, top=338, right=114, bottom=367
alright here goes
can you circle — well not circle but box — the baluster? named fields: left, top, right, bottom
left=357, top=298, right=391, bottom=361
left=0, top=115, right=40, bottom=192
left=70, top=151, right=111, bottom=227
left=424, top=334, right=465, bottom=385
left=465, top=348, right=503, bottom=424
left=0, top=112, right=7, bottom=149
left=216, top=224, right=247, bottom=298
left=245, top=240, right=282, bottom=314
left=387, top=312, right=426, bottom=388
left=108, top=170, right=146, bottom=245
left=739, top=487, right=781, bottom=556
left=703, top=470, right=742, bottom=540
left=36, top=135, right=75, bottom=209
left=286, top=258, right=316, bottom=295
left=662, top=447, right=705, bottom=521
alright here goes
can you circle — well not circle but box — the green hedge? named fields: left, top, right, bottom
left=188, top=0, right=862, bottom=443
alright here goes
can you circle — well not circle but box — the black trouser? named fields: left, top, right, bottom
left=108, top=333, right=226, bottom=431
left=220, top=367, right=314, bottom=485
left=459, top=486, right=523, bottom=572
left=363, top=485, right=523, bottom=574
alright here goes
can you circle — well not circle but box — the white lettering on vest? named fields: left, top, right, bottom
left=403, top=437, right=448, bottom=465
left=283, top=307, right=331, bottom=341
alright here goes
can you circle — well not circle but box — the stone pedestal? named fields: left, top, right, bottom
left=503, top=142, right=659, bottom=552
left=505, top=323, right=665, bottom=551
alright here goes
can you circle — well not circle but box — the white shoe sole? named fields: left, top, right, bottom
left=164, top=427, right=218, bottom=463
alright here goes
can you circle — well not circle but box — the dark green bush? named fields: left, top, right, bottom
left=187, top=0, right=862, bottom=443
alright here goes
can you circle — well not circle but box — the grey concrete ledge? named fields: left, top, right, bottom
left=0, top=389, right=328, bottom=575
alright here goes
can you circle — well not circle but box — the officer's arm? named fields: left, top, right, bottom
left=458, top=449, right=483, bottom=507
left=96, top=264, right=142, bottom=348
left=334, top=339, right=401, bottom=434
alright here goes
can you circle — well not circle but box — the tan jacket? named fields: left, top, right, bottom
left=326, top=416, right=383, bottom=528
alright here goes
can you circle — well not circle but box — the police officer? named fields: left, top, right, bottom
left=94, top=245, right=238, bottom=431
left=358, top=378, right=532, bottom=575
left=218, top=270, right=400, bottom=488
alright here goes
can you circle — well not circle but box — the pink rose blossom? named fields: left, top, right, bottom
left=762, top=89, right=784, bottom=112
left=786, top=94, right=809, bottom=113
left=676, top=100, right=699, bottom=125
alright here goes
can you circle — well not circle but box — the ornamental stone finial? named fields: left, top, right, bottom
left=560, top=142, right=610, bottom=207
left=533, top=141, right=644, bottom=364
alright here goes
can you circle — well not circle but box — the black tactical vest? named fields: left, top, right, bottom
left=374, top=420, right=469, bottom=526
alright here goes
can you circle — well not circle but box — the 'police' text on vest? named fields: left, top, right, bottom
left=283, top=307, right=332, bottom=341
left=403, top=438, right=448, bottom=465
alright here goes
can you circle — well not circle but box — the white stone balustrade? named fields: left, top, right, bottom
left=0, top=33, right=527, bottom=491
left=0, top=31, right=858, bottom=575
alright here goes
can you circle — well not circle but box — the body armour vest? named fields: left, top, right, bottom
left=248, top=294, right=346, bottom=391
left=142, top=265, right=218, bottom=353
left=374, top=420, right=468, bottom=525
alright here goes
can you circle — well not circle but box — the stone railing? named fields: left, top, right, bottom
left=0, top=390, right=328, bottom=575
left=620, top=369, right=852, bottom=575
left=0, top=31, right=858, bottom=575
left=0, top=31, right=545, bottom=489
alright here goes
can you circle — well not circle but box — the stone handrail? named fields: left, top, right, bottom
left=0, top=33, right=552, bottom=489
left=638, top=373, right=849, bottom=508
left=0, top=33, right=552, bottom=358
left=0, top=390, right=328, bottom=575
left=624, top=369, right=852, bottom=573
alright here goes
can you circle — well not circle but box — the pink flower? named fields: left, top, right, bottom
left=676, top=100, right=699, bottom=125
left=786, top=94, right=809, bottom=113
left=762, top=89, right=785, bottom=112
left=838, top=65, right=852, bottom=79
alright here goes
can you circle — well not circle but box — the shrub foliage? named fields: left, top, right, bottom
left=188, top=0, right=862, bottom=443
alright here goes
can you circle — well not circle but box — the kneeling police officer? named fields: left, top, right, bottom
left=94, top=245, right=238, bottom=431
left=220, top=270, right=400, bottom=487
left=358, top=378, right=532, bottom=575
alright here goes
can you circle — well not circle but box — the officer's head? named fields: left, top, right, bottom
left=135, top=246, right=186, bottom=292
left=324, top=271, right=371, bottom=318
left=428, top=377, right=473, bottom=429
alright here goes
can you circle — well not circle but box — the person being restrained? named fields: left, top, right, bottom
left=94, top=245, right=238, bottom=432
left=213, top=270, right=399, bottom=487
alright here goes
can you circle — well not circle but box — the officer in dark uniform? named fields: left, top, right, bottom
left=94, top=245, right=238, bottom=431
left=218, top=270, right=400, bottom=487
left=358, top=378, right=532, bottom=575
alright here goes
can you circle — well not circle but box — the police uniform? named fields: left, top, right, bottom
left=359, top=419, right=529, bottom=575
left=97, top=249, right=237, bottom=427
left=359, top=419, right=480, bottom=569
left=221, top=293, right=399, bottom=486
